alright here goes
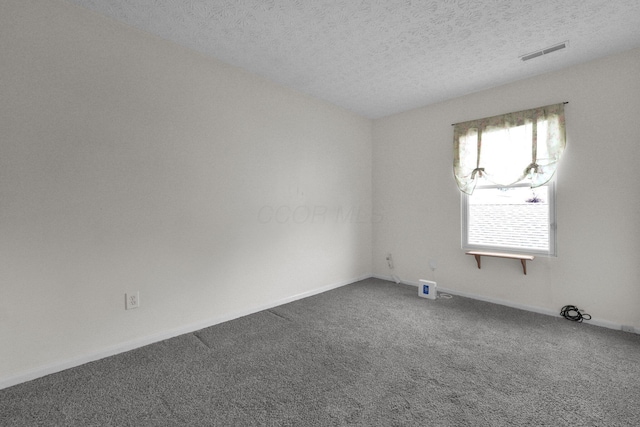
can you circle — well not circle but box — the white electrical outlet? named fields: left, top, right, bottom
left=125, top=292, right=140, bottom=310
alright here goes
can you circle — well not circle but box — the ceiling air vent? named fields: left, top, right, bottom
left=520, top=41, right=568, bottom=62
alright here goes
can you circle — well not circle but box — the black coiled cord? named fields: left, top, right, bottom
left=560, top=305, right=591, bottom=323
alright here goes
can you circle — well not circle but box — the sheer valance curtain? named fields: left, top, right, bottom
left=453, top=103, right=566, bottom=194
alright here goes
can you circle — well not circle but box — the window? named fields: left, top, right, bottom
left=453, top=103, right=566, bottom=257
left=461, top=179, right=556, bottom=256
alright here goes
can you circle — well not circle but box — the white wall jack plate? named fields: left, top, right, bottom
left=386, top=253, right=394, bottom=269
left=125, top=292, right=140, bottom=310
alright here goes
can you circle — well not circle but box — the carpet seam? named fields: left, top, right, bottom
left=192, top=332, right=212, bottom=349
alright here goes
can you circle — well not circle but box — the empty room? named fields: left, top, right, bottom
left=1, top=0, right=639, bottom=425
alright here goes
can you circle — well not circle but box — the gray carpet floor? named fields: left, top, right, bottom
left=2, top=278, right=639, bottom=426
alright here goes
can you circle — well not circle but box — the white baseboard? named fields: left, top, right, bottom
left=372, top=274, right=635, bottom=334
left=0, top=274, right=370, bottom=391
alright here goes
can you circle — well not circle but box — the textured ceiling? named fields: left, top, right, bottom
left=66, top=0, right=640, bottom=118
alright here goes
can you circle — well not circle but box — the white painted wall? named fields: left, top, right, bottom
left=373, top=47, right=640, bottom=331
left=0, top=0, right=372, bottom=387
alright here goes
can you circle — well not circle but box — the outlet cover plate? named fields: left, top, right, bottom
left=125, top=292, right=140, bottom=310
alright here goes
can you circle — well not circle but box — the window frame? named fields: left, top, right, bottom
left=461, top=179, right=557, bottom=257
